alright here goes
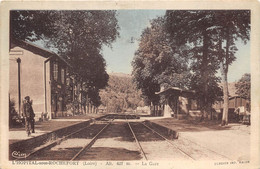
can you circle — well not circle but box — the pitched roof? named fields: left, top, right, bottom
left=10, top=38, right=56, bottom=58
left=10, top=38, right=72, bottom=68
left=156, top=87, right=195, bottom=98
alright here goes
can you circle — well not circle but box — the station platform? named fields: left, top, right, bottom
left=149, top=118, right=251, bottom=161
left=9, top=114, right=106, bottom=151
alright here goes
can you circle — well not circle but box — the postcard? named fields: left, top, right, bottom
left=1, top=1, right=259, bottom=169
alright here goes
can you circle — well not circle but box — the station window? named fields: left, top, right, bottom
left=61, top=68, right=65, bottom=84
left=66, top=77, right=70, bottom=85
left=53, top=62, right=58, bottom=81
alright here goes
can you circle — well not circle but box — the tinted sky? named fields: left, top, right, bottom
left=102, top=10, right=250, bottom=82
left=102, top=10, right=165, bottom=73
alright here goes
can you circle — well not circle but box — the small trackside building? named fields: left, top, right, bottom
left=9, top=38, right=73, bottom=120
left=213, top=95, right=250, bottom=111
left=155, top=87, right=199, bottom=119
left=213, top=95, right=250, bottom=121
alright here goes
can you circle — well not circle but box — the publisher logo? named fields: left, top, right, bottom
left=12, top=151, right=27, bottom=159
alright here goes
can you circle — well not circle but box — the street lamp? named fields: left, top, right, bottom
left=16, top=58, right=21, bottom=117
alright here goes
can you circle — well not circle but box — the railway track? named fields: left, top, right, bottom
left=22, top=117, right=113, bottom=160
left=125, top=116, right=195, bottom=160
left=70, top=122, right=111, bottom=160
left=20, top=115, right=139, bottom=161
left=15, top=114, right=225, bottom=161
left=126, top=116, right=148, bottom=160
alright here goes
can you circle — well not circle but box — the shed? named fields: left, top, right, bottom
left=156, top=87, right=197, bottom=118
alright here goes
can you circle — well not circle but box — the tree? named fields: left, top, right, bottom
left=213, top=11, right=250, bottom=125
left=235, top=73, right=251, bottom=100
left=38, top=11, right=118, bottom=88
left=165, top=11, right=222, bottom=120
left=132, top=17, right=189, bottom=111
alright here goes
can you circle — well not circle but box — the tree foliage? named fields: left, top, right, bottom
left=38, top=11, right=118, bottom=89
left=100, top=74, right=144, bottom=113
left=235, top=73, right=251, bottom=100
left=88, top=87, right=102, bottom=107
left=10, top=11, right=54, bottom=41
left=132, top=17, right=190, bottom=105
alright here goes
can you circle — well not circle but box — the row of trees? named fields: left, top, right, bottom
left=100, top=74, right=144, bottom=113
left=132, top=10, right=250, bottom=125
left=11, top=10, right=120, bottom=109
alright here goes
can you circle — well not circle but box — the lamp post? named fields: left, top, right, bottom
left=17, top=58, right=21, bottom=116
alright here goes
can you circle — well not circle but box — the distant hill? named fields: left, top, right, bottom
left=109, top=72, right=131, bottom=78
left=99, top=73, right=144, bottom=113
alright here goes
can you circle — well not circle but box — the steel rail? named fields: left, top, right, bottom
left=142, top=122, right=196, bottom=161
left=125, top=116, right=148, bottom=161
left=17, top=121, right=100, bottom=160
left=70, top=118, right=114, bottom=161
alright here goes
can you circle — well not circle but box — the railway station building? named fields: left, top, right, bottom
left=9, top=38, right=81, bottom=120
left=155, top=87, right=199, bottom=119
